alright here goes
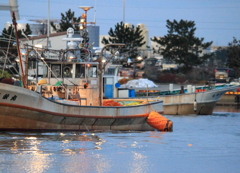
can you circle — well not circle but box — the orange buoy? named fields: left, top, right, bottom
left=147, top=111, right=173, bottom=131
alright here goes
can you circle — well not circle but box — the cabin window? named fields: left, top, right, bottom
left=28, top=60, right=36, bottom=69
left=75, top=64, right=85, bottom=78
left=51, top=64, right=61, bottom=78
left=88, top=66, right=97, bottom=78
left=42, top=63, right=48, bottom=78
left=63, top=64, right=73, bottom=78
left=106, top=68, right=115, bottom=75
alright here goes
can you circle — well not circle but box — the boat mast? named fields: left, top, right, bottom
left=46, top=0, right=50, bottom=49
left=11, top=11, right=26, bottom=88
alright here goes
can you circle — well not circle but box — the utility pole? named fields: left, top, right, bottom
left=123, top=0, right=125, bottom=23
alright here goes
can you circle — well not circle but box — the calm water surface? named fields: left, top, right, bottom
left=0, top=107, right=239, bottom=173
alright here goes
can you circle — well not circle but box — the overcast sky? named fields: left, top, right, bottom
left=0, top=0, right=239, bottom=46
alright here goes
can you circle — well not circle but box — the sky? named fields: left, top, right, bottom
left=0, top=0, right=240, bottom=46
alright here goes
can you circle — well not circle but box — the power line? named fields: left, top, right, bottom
left=97, top=21, right=240, bottom=31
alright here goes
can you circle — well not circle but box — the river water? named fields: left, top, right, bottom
left=0, top=106, right=239, bottom=173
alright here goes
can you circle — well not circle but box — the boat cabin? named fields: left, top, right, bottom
left=32, top=61, right=100, bottom=106
left=44, top=61, right=99, bottom=86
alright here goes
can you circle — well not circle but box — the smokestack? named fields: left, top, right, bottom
left=9, top=0, right=20, bottom=20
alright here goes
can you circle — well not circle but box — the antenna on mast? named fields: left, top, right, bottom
left=94, top=0, right=97, bottom=25
left=46, top=0, right=50, bottom=49
left=123, top=0, right=125, bottom=23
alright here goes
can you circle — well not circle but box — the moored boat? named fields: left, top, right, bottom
left=114, top=79, right=240, bottom=115
left=0, top=83, right=168, bottom=131
left=158, top=85, right=239, bottom=115
left=0, top=12, right=171, bottom=132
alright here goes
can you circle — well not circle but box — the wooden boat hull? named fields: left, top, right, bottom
left=0, top=83, right=164, bottom=131
left=160, top=85, right=239, bottom=115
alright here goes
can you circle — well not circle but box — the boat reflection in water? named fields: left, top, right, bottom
left=1, top=111, right=240, bottom=173
left=0, top=132, right=104, bottom=172
left=0, top=132, right=155, bottom=172
left=214, top=105, right=240, bottom=113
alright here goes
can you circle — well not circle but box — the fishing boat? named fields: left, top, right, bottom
left=157, top=84, right=239, bottom=115
left=105, top=69, right=239, bottom=115
left=0, top=82, right=169, bottom=131
left=123, top=82, right=240, bottom=115
left=0, top=12, right=171, bottom=132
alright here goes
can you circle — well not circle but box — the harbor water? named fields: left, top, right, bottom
left=0, top=106, right=239, bottom=173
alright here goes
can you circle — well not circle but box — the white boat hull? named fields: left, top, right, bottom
left=160, top=86, right=239, bottom=115
left=0, top=83, right=165, bottom=131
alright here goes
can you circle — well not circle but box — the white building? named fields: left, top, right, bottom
left=5, top=19, right=45, bottom=36
left=21, top=31, right=67, bottom=51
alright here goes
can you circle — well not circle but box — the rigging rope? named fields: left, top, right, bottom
left=1, top=27, right=14, bottom=77
left=1, top=50, right=18, bottom=76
